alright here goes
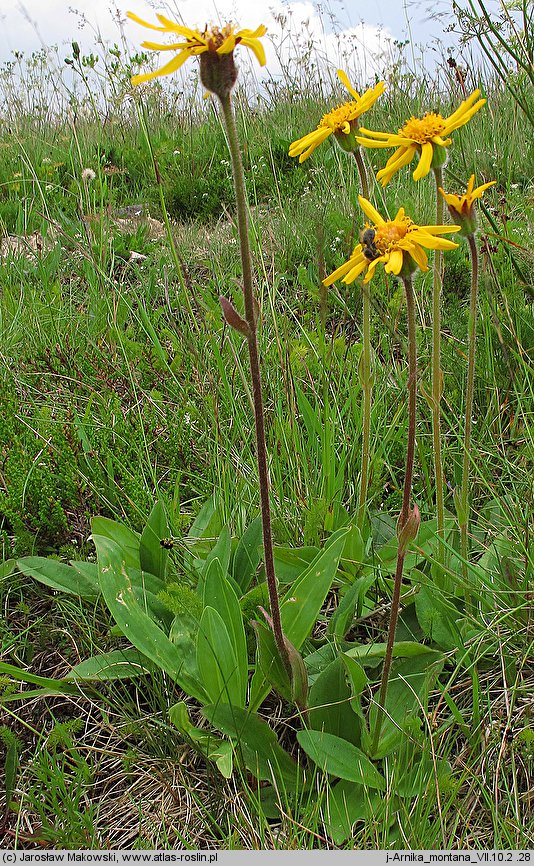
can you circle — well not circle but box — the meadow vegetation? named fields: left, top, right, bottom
left=0, top=3, right=532, bottom=850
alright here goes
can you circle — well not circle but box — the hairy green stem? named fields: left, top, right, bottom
left=432, top=166, right=445, bottom=563
left=460, top=234, right=479, bottom=594
left=219, top=93, right=291, bottom=678
left=372, top=276, right=417, bottom=755
left=353, top=148, right=372, bottom=530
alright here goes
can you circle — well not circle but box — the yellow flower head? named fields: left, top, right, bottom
left=438, top=174, right=496, bottom=235
left=356, top=90, right=486, bottom=185
left=127, top=12, right=267, bottom=94
left=323, top=196, right=460, bottom=286
left=289, top=70, right=385, bottom=163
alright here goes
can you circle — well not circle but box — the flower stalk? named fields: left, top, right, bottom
left=432, top=166, right=446, bottom=563
left=219, top=92, right=292, bottom=679
left=353, top=150, right=372, bottom=531
left=372, top=275, right=419, bottom=755
left=437, top=174, right=495, bottom=600
left=460, top=233, right=479, bottom=593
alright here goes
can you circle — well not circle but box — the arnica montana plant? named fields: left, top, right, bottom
left=358, top=90, right=486, bottom=562
left=10, top=1, right=530, bottom=849
left=324, top=195, right=460, bottom=750
left=290, top=72, right=385, bottom=530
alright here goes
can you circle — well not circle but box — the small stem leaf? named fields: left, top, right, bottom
left=219, top=295, right=250, bottom=337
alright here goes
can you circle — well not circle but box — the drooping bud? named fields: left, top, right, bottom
left=219, top=295, right=250, bottom=337
left=396, top=503, right=421, bottom=557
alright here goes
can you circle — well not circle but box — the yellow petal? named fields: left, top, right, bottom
left=131, top=49, right=191, bottom=84
left=237, top=25, right=268, bottom=38
left=385, top=249, right=403, bottom=274
left=405, top=242, right=428, bottom=271
left=408, top=233, right=459, bottom=250
left=289, top=127, right=331, bottom=159
left=412, top=141, right=433, bottom=181
left=358, top=81, right=386, bottom=112
left=363, top=256, right=383, bottom=284
left=358, top=196, right=385, bottom=226
left=443, top=90, right=481, bottom=126
left=217, top=33, right=237, bottom=54
left=141, top=40, right=191, bottom=50
left=376, top=146, right=415, bottom=186
left=127, top=11, right=168, bottom=31
left=155, top=14, right=199, bottom=36
left=342, top=259, right=368, bottom=284
left=239, top=36, right=266, bottom=65
left=417, top=224, right=461, bottom=235
left=443, top=99, right=485, bottom=134
left=323, top=258, right=359, bottom=286
left=358, top=127, right=402, bottom=141
left=337, top=69, right=360, bottom=100
left=355, top=137, right=403, bottom=150
left=471, top=180, right=496, bottom=198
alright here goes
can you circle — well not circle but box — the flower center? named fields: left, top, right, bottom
left=319, top=102, right=360, bottom=132
left=202, top=24, right=234, bottom=50
left=375, top=217, right=412, bottom=253
left=400, top=112, right=446, bottom=143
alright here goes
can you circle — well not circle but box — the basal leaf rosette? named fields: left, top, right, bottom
left=127, top=13, right=266, bottom=97
left=323, top=196, right=460, bottom=286
left=439, top=174, right=496, bottom=236
left=289, top=70, right=385, bottom=163
left=356, top=91, right=486, bottom=185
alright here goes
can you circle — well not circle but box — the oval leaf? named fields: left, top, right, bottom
left=296, top=729, right=385, bottom=790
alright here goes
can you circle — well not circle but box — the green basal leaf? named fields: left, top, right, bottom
left=202, top=703, right=301, bottom=789
left=325, top=780, right=381, bottom=845
left=367, top=652, right=445, bottom=758
left=66, top=648, right=155, bottom=680
left=91, top=516, right=141, bottom=569
left=232, top=514, right=262, bottom=593
left=17, top=556, right=100, bottom=599
left=170, top=701, right=234, bottom=779
left=272, top=545, right=319, bottom=585
left=203, top=559, right=248, bottom=701
left=139, top=500, right=169, bottom=581
left=296, top=729, right=385, bottom=790
left=93, top=534, right=206, bottom=702
left=249, top=527, right=349, bottom=711
left=197, top=606, right=245, bottom=707
left=308, top=656, right=360, bottom=745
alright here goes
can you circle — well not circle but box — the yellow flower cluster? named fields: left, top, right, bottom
left=357, top=91, right=486, bottom=184
left=127, top=12, right=266, bottom=85
left=323, top=197, right=460, bottom=286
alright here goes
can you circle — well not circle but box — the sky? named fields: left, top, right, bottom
left=0, top=0, right=458, bottom=78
